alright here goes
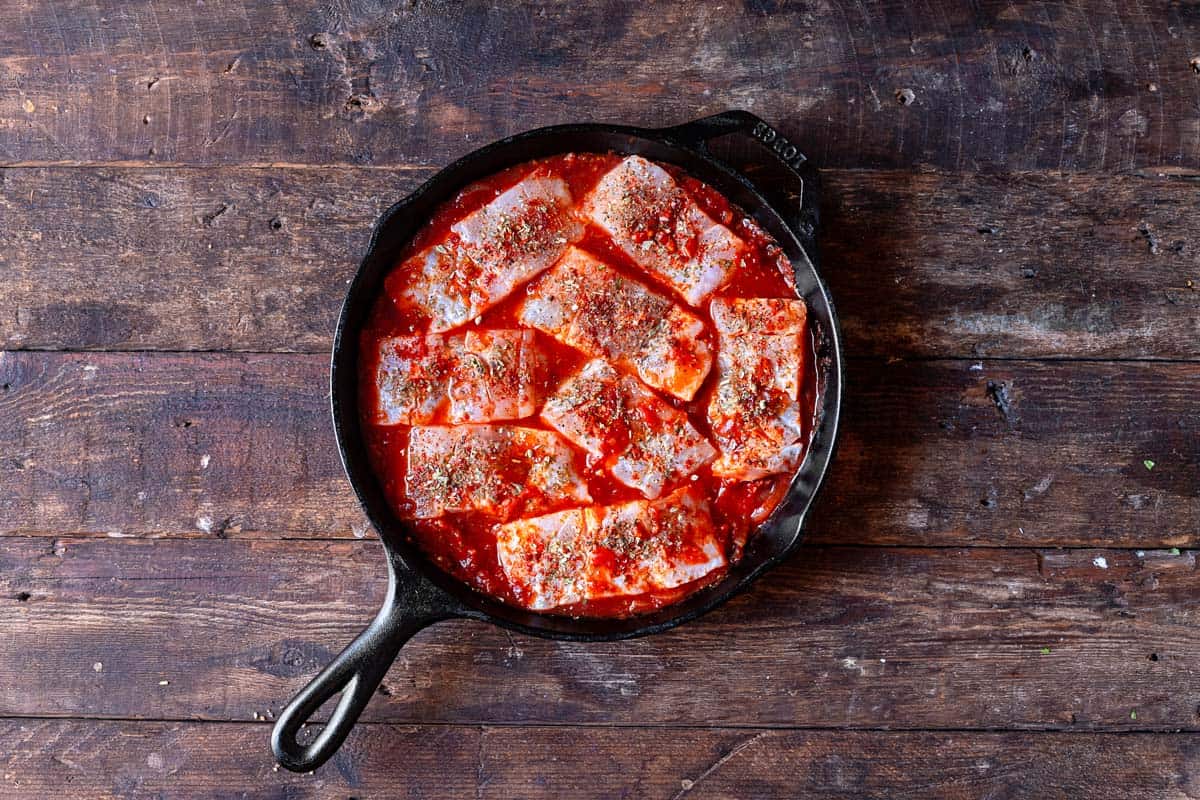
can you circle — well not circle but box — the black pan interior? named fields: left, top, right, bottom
left=330, top=123, right=843, bottom=640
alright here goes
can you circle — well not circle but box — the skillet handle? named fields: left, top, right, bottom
left=659, top=110, right=820, bottom=268
left=662, top=110, right=807, bottom=167
left=271, top=551, right=464, bottom=773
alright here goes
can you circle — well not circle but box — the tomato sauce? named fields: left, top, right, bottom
left=359, top=152, right=819, bottom=618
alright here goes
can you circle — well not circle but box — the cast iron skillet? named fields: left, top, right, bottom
left=272, top=110, right=843, bottom=772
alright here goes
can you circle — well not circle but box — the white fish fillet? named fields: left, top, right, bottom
left=541, top=359, right=715, bottom=499
left=387, top=175, right=583, bottom=332
left=519, top=246, right=712, bottom=401
left=584, top=155, right=746, bottom=306
left=496, top=486, right=725, bottom=610
left=405, top=425, right=590, bottom=520
left=494, top=508, right=591, bottom=610
left=445, top=330, right=544, bottom=424
left=707, top=297, right=809, bottom=480
left=371, top=330, right=543, bottom=425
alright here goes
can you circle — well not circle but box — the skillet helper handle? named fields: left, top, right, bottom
left=661, top=109, right=808, bottom=175
left=271, top=556, right=462, bottom=773
left=660, top=110, right=820, bottom=265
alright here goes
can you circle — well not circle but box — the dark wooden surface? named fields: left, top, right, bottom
left=2, top=2, right=1199, bottom=798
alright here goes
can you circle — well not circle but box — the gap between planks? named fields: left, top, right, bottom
left=0, top=533, right=1193, bottom=554
left=0, top=712, right=1194, bottom=736
left=4, top=348, right=1200, bottom=366
left=0, top=162, right=1198, bottom=181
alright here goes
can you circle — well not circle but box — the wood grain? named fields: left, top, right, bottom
left=0, top=352, right=351, bottom=539
left=4, top=0, right=1199, bottom=794
left=2, top=168, right=1198, bottom=357
left=1, top=2, right=1198, bottom=172
left=3, top=351, right=1196, bottom=547
left=2, top=719, right=1198, bottom=799
left=3, top=537, right=1199, bottom=730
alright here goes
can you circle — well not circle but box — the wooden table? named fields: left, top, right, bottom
left=2, top=2, right=1198, bottom=797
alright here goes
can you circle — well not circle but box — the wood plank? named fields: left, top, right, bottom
left=2, top=168, right=1198, bottom=357
left=0, top=719, right=479, bottom=798
left=2, top=537, right=1199, bottom=730
left=0, top=167, right=408, bottom=354
left=2, top=720, right=1198, bottom=799
left=0, top=351, right=357, bottom=539
left=825, top=171, right=1200, bottom=360
left=3, top=351, right=1196, bottom=547
left=0, top=2, right=1198, bottom=172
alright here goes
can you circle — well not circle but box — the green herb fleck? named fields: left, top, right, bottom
left=1039, top=647, right=1051, bottom=655
left=1143, top=459, right=1156, bottom=470
left=1130, top=710, right=1137, bottom=720
left=1169, top=547, right=1181, bottom=556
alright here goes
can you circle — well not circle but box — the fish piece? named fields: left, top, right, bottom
left=386, top=246, right=475, bottom=333
left=445, top=330, right=544, bottom=424
left=387, top=175, right=583, bottom=332
left=541, top=359, right=716, bottom=499
left=707, top=297, right=809, bottom=480
left=588, top=486, right=726, bottom=598
left=584, top=155, right=746, bottom=306
left=405, top=425, right=590, bottom=520
left=370, top=330, right=543, bottom=425
left=710, top=296, right=807, bottom=336
left=519, top=247, right=712, bottom=401
left=496, top=487, right=726, bottom=610
left=371, top=335, right=451, bottom=426
left=452, top=174, right=583, bottom=277
left=495, top=509, right=590, bottom=610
